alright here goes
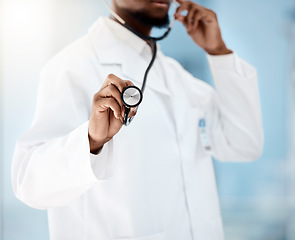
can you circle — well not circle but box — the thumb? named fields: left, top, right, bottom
left=174, top=14, right=188, bottom=28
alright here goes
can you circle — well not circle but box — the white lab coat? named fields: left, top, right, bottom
left=12, top=17, right=263, bottom=240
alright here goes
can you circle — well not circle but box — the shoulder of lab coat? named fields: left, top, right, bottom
left=11, top=35, right=113, bottom=210
left=205, top=52, right=264, bottom=162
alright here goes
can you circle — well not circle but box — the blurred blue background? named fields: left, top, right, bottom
left=1, top=0, right=295, bottom=239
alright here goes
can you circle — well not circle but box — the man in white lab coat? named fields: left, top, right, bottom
left=12, top=0, right=263, bottom=239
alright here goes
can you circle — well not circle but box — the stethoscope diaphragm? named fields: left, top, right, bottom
left=121, top=86, right=143, bottom=126
left=121, top=85, right=143, bottom=108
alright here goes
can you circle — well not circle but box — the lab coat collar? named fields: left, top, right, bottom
left=88, top=17, right=170, bottom=96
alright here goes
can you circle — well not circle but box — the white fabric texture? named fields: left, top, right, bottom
left=12, top=17, right=263, bottom=240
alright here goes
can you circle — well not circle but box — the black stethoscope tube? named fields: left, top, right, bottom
left=141, top=40, right=157, bottom=93
left=123, top=23, right=172, bottom=42
left=103, top=0, right=174, bottom=125
left=122, top=39, right=157, bottom=126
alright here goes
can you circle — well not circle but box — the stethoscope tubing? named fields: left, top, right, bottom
left=103, top=0, right=175, bottom=125
left=122, top=40, right=157, bottom=125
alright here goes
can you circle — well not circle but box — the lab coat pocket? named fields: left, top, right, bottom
left=114, top=232, right=165, bottom=240
left=196, top=109, right=213, bottom=155
left=184, top=108, right=212, bottom=160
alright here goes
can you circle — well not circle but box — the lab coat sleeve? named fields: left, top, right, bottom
left=11, top=51, right=113, bottom=210
left=206, top=52, right=264, bottom=162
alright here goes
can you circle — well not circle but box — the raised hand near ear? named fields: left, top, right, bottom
left=174, top=0, right=232, bottom=55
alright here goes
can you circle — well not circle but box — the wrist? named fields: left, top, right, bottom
left=205, top=44, right=233, bottom=56
left=88, top=136, right=105, bottom=154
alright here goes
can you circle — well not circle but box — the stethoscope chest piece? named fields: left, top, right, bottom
left=121, top=85, right=143, bottom=108
left=121, top=85, right=143, bottom=125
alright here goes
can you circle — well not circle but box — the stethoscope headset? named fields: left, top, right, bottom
left=103, top=0, right=176, bottom=125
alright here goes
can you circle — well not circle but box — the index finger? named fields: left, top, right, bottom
left=124, top=80, right=135, bottom=88
left=101, top=74, right=128, bottom=93
left=175, top=0, right=206, bottom=11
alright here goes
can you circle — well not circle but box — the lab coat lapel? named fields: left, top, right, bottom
left=88, top=17, right=170, bottom=96
left=120, top=48, right=171, bottom=96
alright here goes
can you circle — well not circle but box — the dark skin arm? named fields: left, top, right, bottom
left=174, top=0, right=232, bottom=55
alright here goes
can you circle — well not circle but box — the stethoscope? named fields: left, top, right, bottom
left=103, top=0, right=176, bottom=125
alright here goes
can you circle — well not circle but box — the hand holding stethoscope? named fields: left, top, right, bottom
left=88, top=74, right=137, bottom=153
left=88, top=1, right=174, bottom=153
